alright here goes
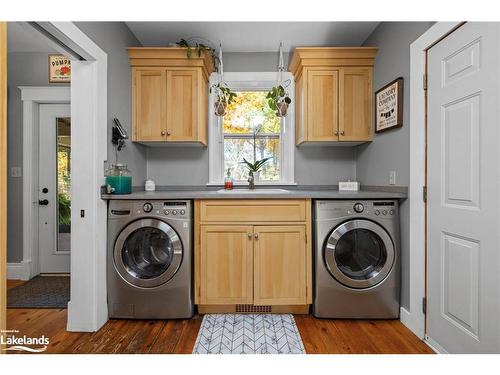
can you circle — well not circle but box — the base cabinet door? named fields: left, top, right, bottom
left=200, top=225, right=254, bottom=304
left=253, top=226, right=307, bottom=305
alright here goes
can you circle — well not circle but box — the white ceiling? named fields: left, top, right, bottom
left=8, top=22, right=59, bottom=53
left=126, top=22, right=380, bottom=52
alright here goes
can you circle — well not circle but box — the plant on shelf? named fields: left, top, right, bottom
left=266, top=85, right=292, bottom=117
left=210, top=82, right=237, bottom=116
left=175, top=37, right=219, bottom=69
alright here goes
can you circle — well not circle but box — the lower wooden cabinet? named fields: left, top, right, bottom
left=200, top=225, right=253, bottom=305
left=253, top=226, right=307, bottom=305
left=195, top=199, right=312, bottom=312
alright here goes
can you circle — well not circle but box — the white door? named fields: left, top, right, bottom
left=427, top=22, right=500, bottom=353
left=38, top=104, right=71, bottom=273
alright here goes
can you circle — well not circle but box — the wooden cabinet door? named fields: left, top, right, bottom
left=253, top=226, right=307, bottom=305
left=132, top=69, right=166, bottom=141
left=339, top=68, right=373, bottom=142
left=306, top=69, right=339, bottom=141
left=166, top=69, right=198, bottom=142
left=200, top=225, right=254, bottom=304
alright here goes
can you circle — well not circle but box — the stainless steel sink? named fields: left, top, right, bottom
left=216, top=188, right=289, bottom=194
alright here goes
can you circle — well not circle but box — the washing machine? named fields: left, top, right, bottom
left=107, top=199, right=193, bottom=319
left=313, top=200, right=400, bottom=319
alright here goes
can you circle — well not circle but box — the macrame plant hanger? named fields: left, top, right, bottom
left=277, top=42, right=290, bottom=130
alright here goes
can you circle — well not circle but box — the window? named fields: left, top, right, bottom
left=208, top=72, right=295, bottom=185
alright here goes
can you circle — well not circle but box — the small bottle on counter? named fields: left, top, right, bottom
left=224, top=168, right=234, bottom=190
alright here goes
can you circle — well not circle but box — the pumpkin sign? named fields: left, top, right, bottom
left=49, top=55, right=71, bottom=83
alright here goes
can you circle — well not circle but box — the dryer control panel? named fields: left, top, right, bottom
left=314, top=200, right=398, bottom=221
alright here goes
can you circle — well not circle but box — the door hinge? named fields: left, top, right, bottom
left=423, top=73, right=428, bottom=90
left=422, top=297, right=427, bottom=315
left=423, top=186, right=427, bottom=203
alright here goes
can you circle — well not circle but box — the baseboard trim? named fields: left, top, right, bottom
left=7, top=261, right=31, bottom=280
left=400, top=306, right=425, bottom=339
left=424, top=335, right=447, bottom=354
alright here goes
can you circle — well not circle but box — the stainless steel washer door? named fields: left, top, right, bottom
left=324, top=219, right=395, bottom=289
left=114, top=218, right=183, bottom=288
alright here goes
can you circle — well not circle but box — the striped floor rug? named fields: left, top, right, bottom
left=193, top=314, right=305, bottom=354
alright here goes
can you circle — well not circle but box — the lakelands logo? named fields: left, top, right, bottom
left=1, top=330, right=49, bottom=353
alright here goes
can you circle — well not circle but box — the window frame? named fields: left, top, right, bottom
left=208, top=72, right=295, bottom=185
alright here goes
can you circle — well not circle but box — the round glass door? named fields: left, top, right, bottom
left=114, top=218, right=183, bottom=288
left=324, top=219, right=395, bottom=289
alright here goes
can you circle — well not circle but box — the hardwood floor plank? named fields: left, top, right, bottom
left=6, top=308, right=432, bottom=354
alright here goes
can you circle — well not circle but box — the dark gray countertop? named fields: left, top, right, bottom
left=101, top=185, right=407, bottom=200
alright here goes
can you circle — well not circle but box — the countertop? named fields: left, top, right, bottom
left=101, top=185, right=407, bottom=200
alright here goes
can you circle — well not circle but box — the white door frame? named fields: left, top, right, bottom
left=407, top=22, right=462, bottom=340
left=18, top=22, right=108, bottom=332
left=19, top=86, right=70, bottom=280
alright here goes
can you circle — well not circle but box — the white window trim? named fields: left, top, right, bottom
left=208, top=72, right=295, bottom=185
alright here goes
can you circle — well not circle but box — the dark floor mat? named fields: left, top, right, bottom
left=7, top=275, right=70, bottom=309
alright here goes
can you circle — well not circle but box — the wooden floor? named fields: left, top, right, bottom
left=6, top=280, right=433, bottom=354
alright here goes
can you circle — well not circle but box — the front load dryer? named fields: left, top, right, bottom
left=313, top=200, right=400, bottom=319
left=107, top=200, right=193, bottom=319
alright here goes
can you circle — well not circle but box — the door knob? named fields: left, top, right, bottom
left=38, top=199, right=49, bottom=206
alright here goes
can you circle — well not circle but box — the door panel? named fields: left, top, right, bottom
left=427, top=22, right=500, bottom=353
left=39, top=104, right=71, bottom=274
left=306, top=69, right=339, bottom=141
left=133, top=69, right=166, bottom=141
left=166, top=69, right=198, bottom=142
left=253, top=226, right=307, bottom=305
left=339, top=68, right=372, bottom=141
left=200, top=225, right=253, bottom=304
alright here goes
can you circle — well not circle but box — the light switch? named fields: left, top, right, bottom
left=389, top=170, right=396, bottom=185
left=11, top=167, right=22, bottom=178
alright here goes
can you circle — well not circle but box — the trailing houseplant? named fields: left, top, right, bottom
left=210, top=82, right=237, bottom=116
left=266, top=85, right=291, bottom=117
left=175, top=38, right=219, bottom=69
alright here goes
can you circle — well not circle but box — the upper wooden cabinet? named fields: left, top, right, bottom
left=128, top=48, right=213, bottom=145
left=289, top=47, right=377, bottom=145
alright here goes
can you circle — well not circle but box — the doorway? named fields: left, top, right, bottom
left=425, top=22, right=500, bottom=353
left=38, top=104, right=71, bottom=274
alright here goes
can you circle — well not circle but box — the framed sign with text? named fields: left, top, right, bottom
left=48, top=55, right=71, bottom=83
left=375, top=77, right=403, bottom=133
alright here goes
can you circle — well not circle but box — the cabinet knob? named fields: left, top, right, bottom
left=167, top=132, right=171, bottom=136
left=254, top=233, right=259, bottom=240
left=340, top=130, right=345, bottom=136
left=334, top=130, right=339, bottom=136
left=247, top=232, right=252, bottom=239
left=161, top=131, right=166, bottom=136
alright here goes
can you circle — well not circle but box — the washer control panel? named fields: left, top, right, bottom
left=315, top=200, right=398, bottom=220
left=133, top=201, right=190, bottom=218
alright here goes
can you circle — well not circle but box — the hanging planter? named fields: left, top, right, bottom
left=266, top=85, right=291, bottom=117
left=210, top=83, right=237, bottom=117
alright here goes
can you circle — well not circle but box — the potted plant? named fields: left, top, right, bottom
left=175, top=38, right=219, bottom=69
left=266, top=85, right=292, bottom=117
left=210, top=83, right=237, bottom=116
left=241, top=157, right=271, bottom=188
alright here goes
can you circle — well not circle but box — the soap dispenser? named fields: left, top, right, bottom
left=224, top=168, right=234, bottom=190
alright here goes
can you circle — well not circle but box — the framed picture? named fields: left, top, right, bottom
left=375, top=77, right=403, bottom=133
left=48, top=55, right=71, bottom=83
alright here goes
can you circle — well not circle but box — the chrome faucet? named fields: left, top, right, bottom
left=247, top=171, right=255, bottom=189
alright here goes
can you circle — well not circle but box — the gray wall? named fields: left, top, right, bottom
left=358, top=22, right=434, bottom=309
left=147, top=51, right=356, bottom=186
left=75, top=22, right=147, bottom=184
left=7, top=52, right=69, bottom=262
